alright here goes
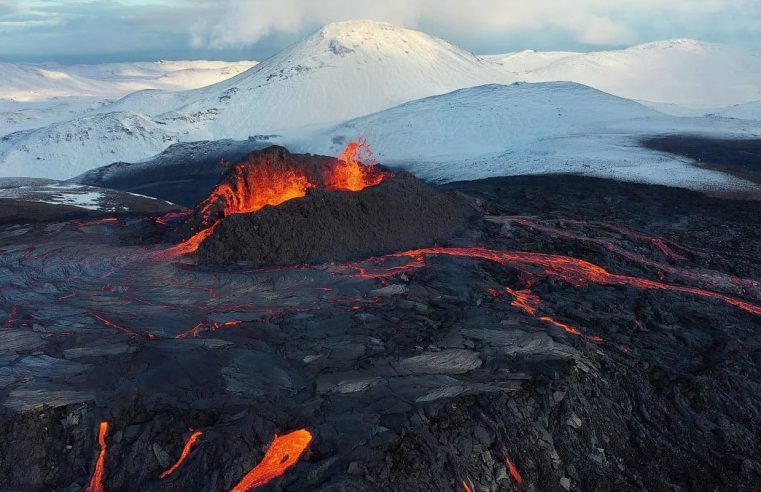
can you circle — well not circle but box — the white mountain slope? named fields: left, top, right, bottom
left=0, top=112, right=183, bottom=179
left=0, top=20, right=514, bottom=178
left=481, top=50, right=578, bottom=73
left=0, top=60, right=258, bottom=135
left=104, top=20, right=514, bottom=130
left=486, top=40, right=761, bottom=107
left=287, top=82, right=761, bottom=192
left=713, top=101, right=761, bottom=121
left=0, top=60, right=258, bottom=102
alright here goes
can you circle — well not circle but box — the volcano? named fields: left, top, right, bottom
left=162, top=142, right=473, bottom=264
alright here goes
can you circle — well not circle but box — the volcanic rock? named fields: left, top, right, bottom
left=197, top=170, right=473, bottom=265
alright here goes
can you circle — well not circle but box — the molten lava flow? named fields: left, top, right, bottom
left=327, top=138, right=387, bottom=191
left=505, top=287, right=540, bottom=315
left=506, top=458, right=524, bottom=485
left=85, top=421, right=109, bottom=492
left=230, top=429, right=313, bottom=492
left=159, top=430, right=203, bottom=479
left=365, top=247, right=761, bottom=318
left=539, top=316, right=583, bottom=337
left=200, top=163, right=313, bottom=221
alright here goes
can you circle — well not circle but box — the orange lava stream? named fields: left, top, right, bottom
left=505, top=287, right=540, bottom=315
left=159, top=430, right=203, bottom=479
left=229, top=429, right=313, bottom=492
left=506, top=458, right=524, bottom=485
left=384, top=247, right=761, bottom=317
left=539, top=316, right=583, bottom=336
left=85, top=421, right=109, bottom=492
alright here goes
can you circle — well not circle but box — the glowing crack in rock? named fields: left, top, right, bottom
left=229, top=429, right=313, bottom=491
left=506, top=457, right=524, bottom=485
left=159, top=430, right=203, bottom=479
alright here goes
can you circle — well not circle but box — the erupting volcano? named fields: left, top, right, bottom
left=161, top=139, right=392, bottom=259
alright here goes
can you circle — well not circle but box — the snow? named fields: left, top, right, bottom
left=0, top=181, right=104, bottom=210
left=286, top=82, right=761, bottom=193
left=485, top=39, right=761, bottom=107
left=0, top=60, right=258, bottom=134
left=712, top=100, right=761, bottom=121
left=1, top=20, right=760, bottom=194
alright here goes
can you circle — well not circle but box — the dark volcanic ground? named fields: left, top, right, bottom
left=1, top=175, right=760, bottom=491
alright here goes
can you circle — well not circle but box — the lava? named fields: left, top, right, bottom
left=163, top=140, right=391, bottom=258
left=230, top=429, right=313, bottom=492
left=539, top=316, right=583, bottom=336
left=159, top=430, right=203, bottom=479
left=326, top=137, right=388, bottom=191
left=505, top=287, right=540, bottom=315
left=376, top=247, right=761, bottom=317
left=85, top=421, right=109, bottom=492
left=506, top=458, right=524, bottom=485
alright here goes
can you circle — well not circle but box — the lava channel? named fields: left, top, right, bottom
left=159, top=430, right=203, bottom=479
left=229, top=429, right=313, bottom=491
left=371, top=247, right=761, bottom=317
left=85, top=421, right=109, bottom=492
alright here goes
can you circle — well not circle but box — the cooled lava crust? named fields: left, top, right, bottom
left=182, top=145, right=473, bottom=265
left=198, top=171, right=472, bottom=265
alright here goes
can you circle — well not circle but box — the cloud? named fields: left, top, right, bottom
left=186, top=0, right=757, bottom=49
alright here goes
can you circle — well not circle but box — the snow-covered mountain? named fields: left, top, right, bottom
left=481, top=50, right=578, bottom=73
left=1, top=20, right=513, bottom=178
left=713, top=101, right=761, bottom=121
left=0, top=60, right=258, bottom=102
left=2, top=20, right=760, bottom=188
left=485, top=40, right=761, bottom=107
left=103, top=20, right=513, bottom=130
left=288, top=82, right=761, bottom=192
left=0, top=60, right=258, bottom=135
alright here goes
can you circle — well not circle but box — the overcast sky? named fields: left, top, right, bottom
left=1, top=0, right=759, bottom=63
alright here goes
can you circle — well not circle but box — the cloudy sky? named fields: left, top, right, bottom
left=1, top=0, right=759, bottom=63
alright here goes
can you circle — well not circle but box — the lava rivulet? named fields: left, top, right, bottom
left=506, top=457, right=524, bottom=485
left=357, top=247, right=761, bottom=317
left=159, top=430, right=203, bottom=479
left=230, top=429, right=313, bottom=491
left=85, top=421, right=109, bottom=492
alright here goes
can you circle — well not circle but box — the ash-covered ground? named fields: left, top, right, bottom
left=1, top=174, right=760, bottom=491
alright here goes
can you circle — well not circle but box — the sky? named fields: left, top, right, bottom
left=0, top=0, right=759, bottom=63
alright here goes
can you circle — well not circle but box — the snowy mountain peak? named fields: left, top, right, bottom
left=292, top=19, right=482, bottom=63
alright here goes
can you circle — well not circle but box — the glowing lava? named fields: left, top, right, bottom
left=229, top=429, right=313, bottom=492
left=505, top=287, right=540, bottom=315
left=327, top=137, right=387, bottom=191
left=85, top=421, right=109, bottom=492
left=357, top=247, right=761, bottom=317
left=506, top=457, right=524, bottom=485
left=162, top=140, right=390, bottom=259
left=159, top=430, right=203, bottom=479
left=539, top=316, right=583, bottom=337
